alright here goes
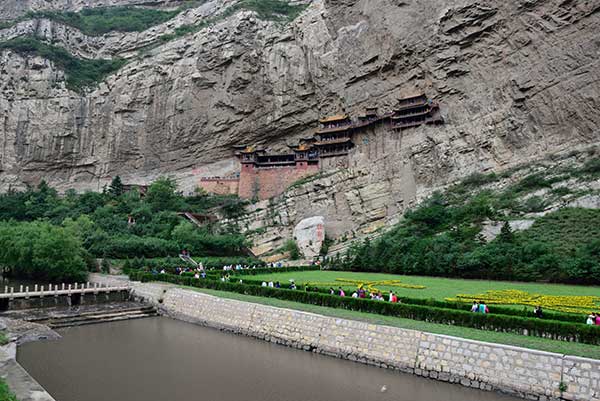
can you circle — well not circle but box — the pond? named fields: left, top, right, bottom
left=18, top=317, right=521, bottom=401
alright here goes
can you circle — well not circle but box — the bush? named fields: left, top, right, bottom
left=131, top=272, right=600, bottom=345
left=100, top=258, right=110, bottom=274
left=88, top=235, right=179, bottom=258
left=283, top=239, right=301, bottom=260
left=574, top=158, right=600, bottom=177
left=171, top=221, right=247, bottom=256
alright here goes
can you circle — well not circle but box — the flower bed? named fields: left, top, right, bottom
left=447, top=290, right=600, bottom=314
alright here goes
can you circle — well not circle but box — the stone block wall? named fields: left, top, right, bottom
left=562, top=356, right=600, bottom=401
left=150, top=286, right=600, bottom=401
left=416, top=334, right=564, bottom=399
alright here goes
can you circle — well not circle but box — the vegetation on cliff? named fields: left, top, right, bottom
left=2, top=3, right=209, bottom=35
left=331, top=157, right=600, bottom=284
left=159, top=0, right=308, bottom=43
left=23, top=6, right=181, bottom=36
left=0, top=177, right=248, bottom=281
left=223, top=0, right=308, bottom=22
left=0, top=37, right=126, bottom=91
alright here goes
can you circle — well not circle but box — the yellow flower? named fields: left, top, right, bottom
left=446, top=290, right=600, bottom=314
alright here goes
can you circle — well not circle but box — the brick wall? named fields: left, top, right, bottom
left=238, top=163, right=257, bottom=199
left=198, top=178, right=239, bottom=196
left=238, top=162, right=319, bottom=200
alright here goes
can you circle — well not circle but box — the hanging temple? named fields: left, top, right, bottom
left=198, top=93, right=444, bottom=200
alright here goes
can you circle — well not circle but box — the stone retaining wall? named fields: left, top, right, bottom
left=87, top=275, right=600, bottom=401
left=0, top=348, right=55, bottom=401
left=144, top=286, right=599, bottom=401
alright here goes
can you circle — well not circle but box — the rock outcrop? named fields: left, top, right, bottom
left=0, top=0, right=598, bottom=248
left=293, top=215, right=325, bottom=258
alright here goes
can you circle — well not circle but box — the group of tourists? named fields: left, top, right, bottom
left=323, top=287, right=401, bottom=302
left=260, top=281, right=282, bottom=288
left=470, top=301, right=490, bottom=314
left=587, top=313, right=600, bottom=325
left=221, top=264, right=262, bottom=271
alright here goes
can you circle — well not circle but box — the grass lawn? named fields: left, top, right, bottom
left=248, top=270, right=600, bottom=304
left=185, top=286, right=600, bottom=359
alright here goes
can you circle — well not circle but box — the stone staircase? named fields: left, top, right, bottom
left=28, top=305, right=158, bottom=329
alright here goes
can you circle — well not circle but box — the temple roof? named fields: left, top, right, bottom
left=319, top=114, right=349, bottom=123
left=398, top=92, right=426, bottom=101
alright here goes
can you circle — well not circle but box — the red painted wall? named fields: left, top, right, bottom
left=198, top=178, right=239, bottom=196
left=238, top=162, right=319, bottom=200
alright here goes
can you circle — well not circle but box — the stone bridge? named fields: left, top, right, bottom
left=0, top=282, right=130, bottom=311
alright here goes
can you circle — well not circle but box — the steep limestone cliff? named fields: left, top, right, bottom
left=0, top=0, right=598, bottom=250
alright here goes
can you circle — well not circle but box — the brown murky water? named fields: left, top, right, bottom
left=18, top=317, right=520, bottom=401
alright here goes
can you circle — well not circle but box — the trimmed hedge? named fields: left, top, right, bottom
left=130, top=272, right=600, bottom=345
left=178, top=266, right=320, bottom=280
left=230, top=278, right=587, bottom=325
left=224, top=265, right=320, bottom=276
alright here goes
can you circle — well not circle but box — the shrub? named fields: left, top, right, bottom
left=100, top=258, right=110, bottom=274
left=88, top=235, right=179, bottom=258
left=575, top=158, right=600, bottom=177
left=513, top=173, right=552, bottom=193
left=284, top=239, right=301, bottom=260
left=171, top=221, right=247, bottom=256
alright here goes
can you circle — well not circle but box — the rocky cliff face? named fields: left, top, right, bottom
left=0, top=0, right=598, bottom=249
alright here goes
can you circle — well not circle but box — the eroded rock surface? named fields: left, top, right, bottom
left=0, top=0, right=598, bottom=249
left=293, top=215, right=325, bottom=258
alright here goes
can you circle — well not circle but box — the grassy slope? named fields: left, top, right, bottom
left=520, top=208, right=600, bottom=255
left=248, top=270, right=600, bottom=300
left=187, top=286, right=600, bottom=359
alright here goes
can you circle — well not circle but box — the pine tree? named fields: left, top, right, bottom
left=499, top=221, right=514, bottom=243
left=108, top=176, right=124, bottom=197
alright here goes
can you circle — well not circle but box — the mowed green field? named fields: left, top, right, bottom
left=248, top=270, right=600, bottom=303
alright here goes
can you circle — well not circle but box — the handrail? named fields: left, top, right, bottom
left=0, top=283, right=129, bottom=299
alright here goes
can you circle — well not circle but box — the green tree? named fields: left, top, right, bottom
left=108, top=175, right=124, bottom=197
left=0, top=221, right=88, bottom=282
left=498, top=221, right=514, bottom=243
left=145, top=177, right=183, bottom=212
